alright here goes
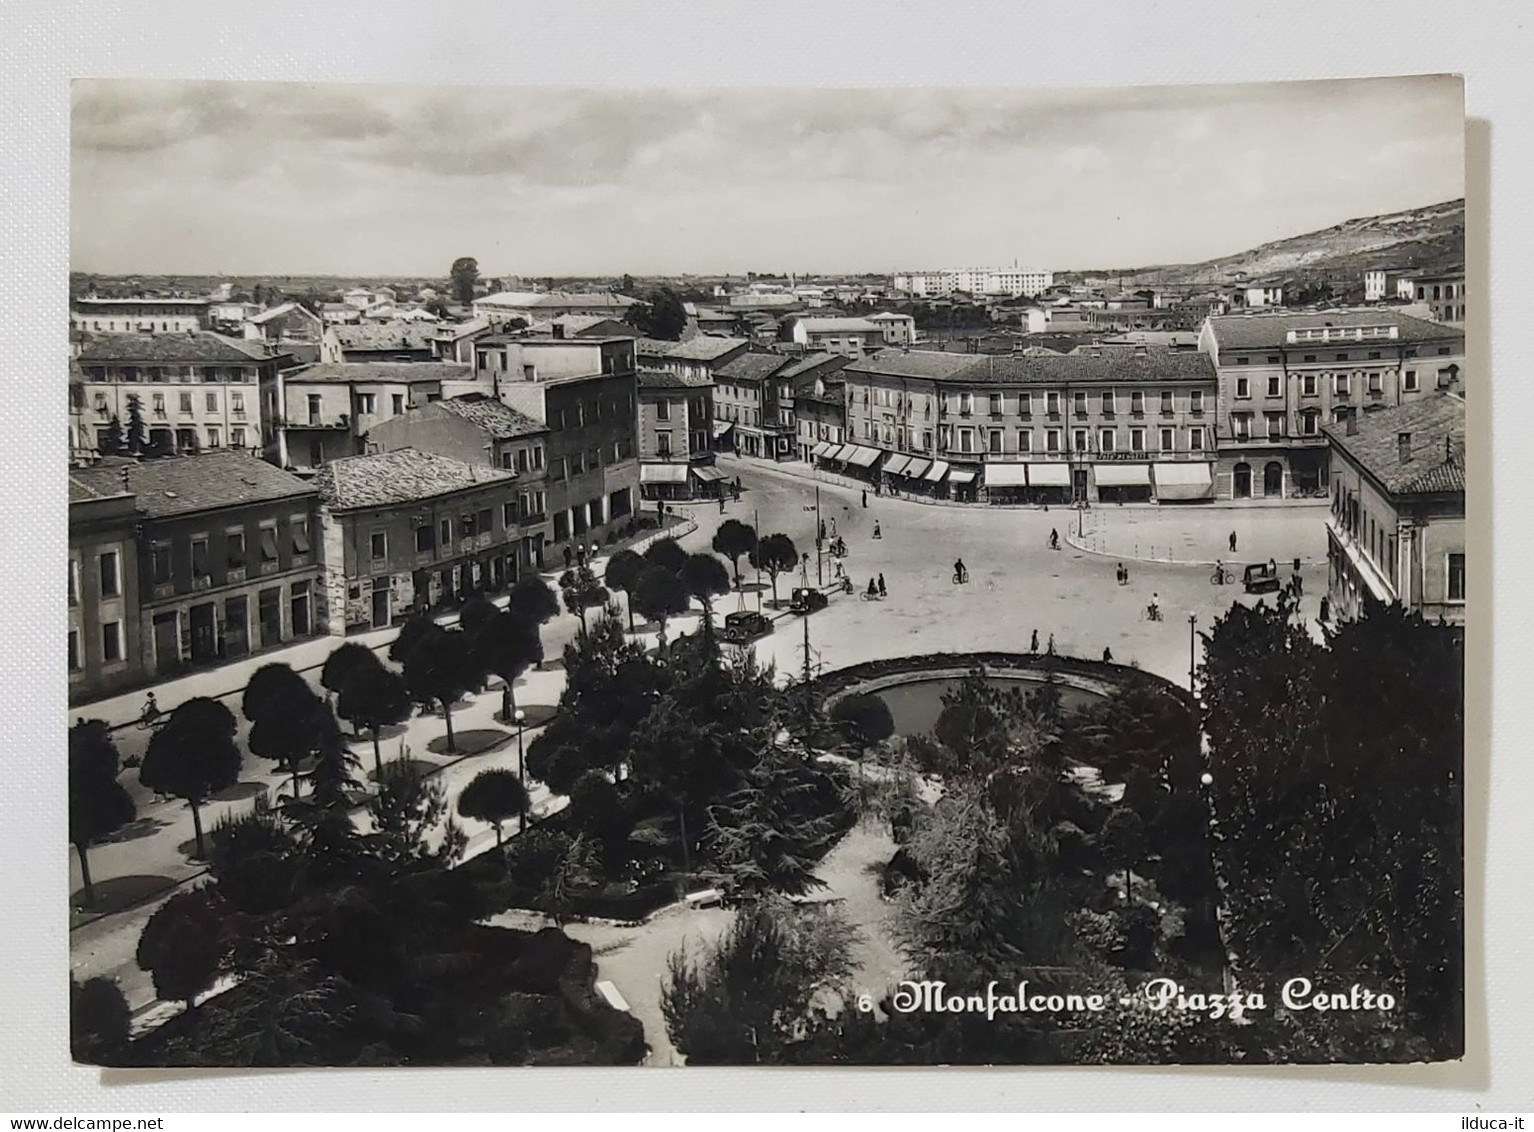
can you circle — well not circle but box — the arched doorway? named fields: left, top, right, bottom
left=1264, top=461, right=1284, bottom=497
left=1233, top=462, right=1252, bottom=499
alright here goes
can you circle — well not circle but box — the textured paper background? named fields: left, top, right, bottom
left=2, top=0, right=1529, bottom=1111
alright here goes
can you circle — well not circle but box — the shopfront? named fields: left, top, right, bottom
left=1093, top=462, right=1153, bottom=504
left=982, top=461, right=1029, bottom=505
left=1151, top=462, right=1215, bottom=503
left=1024, top=461, right=1071, bottom=506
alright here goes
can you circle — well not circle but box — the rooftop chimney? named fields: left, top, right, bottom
left=1345, top=410, right=1359, bottom=436
left=1445, top=435, right=1456, bottom=465
left=1397, top=431, right=1412, bottom=463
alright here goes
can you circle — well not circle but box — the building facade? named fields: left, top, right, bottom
left=868, top=312, right=918, bottom=345
left=839, top=346, right=1219, bottom=504
left=1402, top=269, right=1467, bottom=325
left=70, top=452, right=324, bottom=682
left=472, top=336, right=642, bottom=558
left=712, top=353, right=796, bottom=460
left=1324, top=394, right=1465, bottom=627
left=72, top=297, right=211, bottom=334
left=68, top=472, right=145, bottom=703
left=315, top=449, right=532, bottom=631
left=787, top=317, right=887, bottom=357
left=73, top=332, right=286, bottom=461
left=636, top=369, right=721, bottom=500
left=1200, top=310, right=1466, bottom=500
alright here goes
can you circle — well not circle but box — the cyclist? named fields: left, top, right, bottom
left=867, top=577, right=879, bottom=598
left=1213, top=559, right=1227, bottom=585
left=873, top=520, right=882, bottom=540
left=953, top=558, right=967, bottom=585
left=140, top=692, right=160, bottom=726
left=1148, top=592, right=1161, bottom=622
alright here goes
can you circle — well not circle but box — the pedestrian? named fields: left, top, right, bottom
left=873, top=520, right=882, bottom=540
left=1268, top=557, right=1277, bottom=575
left=1049, top=528, right=1059, bottom=550
left=1103, top=647, right=1114, bottom=663
left=1117, top=562, right=1127, bottom=586
left=1319, top=595, right=1331, bottom=623
left=563, top=545, right=573, bottom=569
left=862, top=489, right=868, bottom=508
left=1229, top=530, right=1238, bottom=554
left=575, top=545, right=586, bottom=567
left=590, top=542, right=599, bottom=561
left=1030, top=629, right=1039, bottom=653
left=819, top=519, right=826, bottom=544
left=1047, top=633, right=1056, bottom=655
left=877, top=573, right=887, bottom=598
left=830, top=517, right=838, bottom=538
left=719, top=497, right=726, bottom=515
left=1294, top=573, right=1304, bottom=597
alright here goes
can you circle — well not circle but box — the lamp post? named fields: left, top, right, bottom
left=1188, top=613, right=1199, bottom=693
left=513, top=708, right=528, bottom=831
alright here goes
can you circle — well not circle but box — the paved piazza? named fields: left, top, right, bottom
left=688, top=456, right=1330, bottom=690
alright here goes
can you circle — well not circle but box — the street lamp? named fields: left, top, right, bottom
left=513, top=708, right=528, bottom=830
left=1187, top=613, right=1199, bottom=693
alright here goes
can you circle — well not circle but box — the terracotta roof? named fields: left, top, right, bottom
left=661, top=336, right=749, bottom=361
left=76, top=332, right=278, bottom=365
left=476, top=291, right=639, bottom=310
left=778, top=352, right=849, bottom=380
left=1206, top=310, right=1464, bottom=351
left=714, top=353, right=794, bottom=383
left=433, top=394, right=547, bottom=439
left=794, top=317, right=883, bottom=334
left=315, top=448, right=516, bottom=510
left=333, top=323, right=435, bottom=351
left=286, top=362, right=474, bottom=385
left=247, top=302, right=316, bottom=325
left=638, top=367, right=712, bottom=390
left=1323, top=394, right=1466, bottom=497
left=69, top=452, right=315, bottom=519
left=844, top=347, right=1216, bottom=386
left=68, top=472, right=131, bottom=504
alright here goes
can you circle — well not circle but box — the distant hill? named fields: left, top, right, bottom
left=1070, top=199, right=1464, bottom=292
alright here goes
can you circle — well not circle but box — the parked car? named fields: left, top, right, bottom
left=1243, top=562, right=1281, bottom=594
left=790, top=587, right=829, bottom=614
left=721, top=610, right=773, bottom=643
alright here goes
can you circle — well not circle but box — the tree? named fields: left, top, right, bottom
left=242, top=662, right=310, bottom=727
left=644, top=537, right=688, bottom=576
left=661, top=900, right=858, bottom=1064
left=566, top=770, right=632, bottom=867
left=620, top=274, right=636, bottom=295
left=320, top=642, right=376, bottom=699
left=100, top=415, right=126, bottom=456
left=472, top=610, right=543, bottom=721
left=388, top=614, right=436, bottom=665
left=634, top=287, right=688, bottom=340
left=449, top=257, right=480, bottom=304
left=136, top=888, right=230, bottom=1012
left=125, top=394, right=147, bottom=456
left=457, top=593, right=501, bottom=637
left=140, top=697, right=242, bottom=860
left=335, top=657, right=413, bottom=778
left=681, top=553, right=731, bottom=630
left=71, top=977, right=131, bottom=1064
left=632, top=565, right=691, bottom=642
left=206, top=806, right=302, bottom=916
left=603, top=548, right=646, bottom=631
left=69, top=719, right=136, bottom=908
left=369, top=757, right=466, bottom=866
left=509, top=574, right=560, bottom=627
left=830, top=693, right=894, bottom=748
left=457, top=768, right=530, bottom=846
left=248, top=686, right=341, bottom=799
left=749, top=533, right=798, bottom=606
left=401, top=623, right=477, bottom=753
left=712, top=519, right=757, bottom=590
left=560, top=564, right=609, bottom=635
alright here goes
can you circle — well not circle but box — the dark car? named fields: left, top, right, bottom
left=1243, top=562, right=1281, bottom=594
left=790, top=587, right=829, bottom=614
left=721, top=610, right=773, bottom=643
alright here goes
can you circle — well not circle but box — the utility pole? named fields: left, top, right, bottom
left=754, top=506, right=762, bottom=613
left=814, top=485, right=823, bottom=587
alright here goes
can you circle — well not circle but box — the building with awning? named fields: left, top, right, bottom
left=692, top=465, right=729, bottom=485
left=639, top=463, right=689, bottom=485
left=1093, top=462, right=1153, bottom=503
left=904, top=457, right=932, bottom=480
left=947, top=468, right=977, bottom=485
left=1026, top=463, right=1070, bottom=488
left=842, top=445, right=882, bottom=468
left=1151, top=462, right=1214, bottom=502
left=982, top=463, right=1029, bottom=488
left=825, top=443, right=853, bottom=463
left=810, top=441, right=835, bottom=460
left=882, top=454, right=913, bottom=478
left=924, top=459, right=950, bottom=483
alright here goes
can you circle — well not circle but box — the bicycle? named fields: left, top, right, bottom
left=859, top=591, right=887, bottom=602
left=1143, top=604, right=1163, bottom=622
left=1210, top=568, right=1234, bottom=586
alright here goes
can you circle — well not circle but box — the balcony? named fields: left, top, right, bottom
left=296, top=415, right=351, bottom=430
left=415, top=550, right=437, bottom=567
left=152, top=582, right=175, bottom=600
left=259, top=559, right=280, bottom=576
left=475, top=533, right=493, bottom=550
left=192, top=574, right=213, bottom=591
left=227, top=566, right=247, bottom=583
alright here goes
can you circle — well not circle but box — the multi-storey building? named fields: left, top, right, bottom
left=636, top=369, right=721, bottom=500
left=786, top=317, right=887, bottom=358
left=471, top=335, right=641, bottom=557
left=1200, top=310, right=1466, bottom=500
left=1401, top=268, right=1467, bottom=325
left=73, top=332, right=286, bottom=461
left=868, top=312, right=918, bottom=345
left=315, top=449, right=528, bottom=631
left=711, top=353, right=796, bottom=460
left=365, top=393, right=552, bottom=570
left=779, top=353, right=850, bottom=461
left=840, top=346, right=1219, bottom=503
left=893, top=269, right=1054, bottom=299
left=72, top=297, right=210, bottom=334
left=636, top=335, right=750, bottom=381
left=68, top=470, right=144, bottom=702
left=472, top=291, right=641, bottom=325
left=1324, top=393, right=1465, bottom=627
left=69, top=452, right=323, bottom=680
left=333, top=322, right=436, bottom=362
left=1364, top=266, right=1409, bottom=303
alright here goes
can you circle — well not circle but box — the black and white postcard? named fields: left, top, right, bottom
left=66, top=75, right=1467, bottom=1068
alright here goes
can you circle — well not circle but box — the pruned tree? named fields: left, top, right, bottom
left=472, top=609, right=543, bottom=721
left=401, top=623, right=477, bottom=753
left=335, top=656, right=413, bottom=778
left=749, top=532, right=798, bottom=606
left=135, top=888, right=230, bottom=1013
left=248, top=686, right=342, bottom=799
left=242, top=662, right=310, bottom=727
left=140, top=697, right=242, bottom=860
left=603, top=548, right=646, bottom=631
left=319, top=641, right=376, bottom=699
left=68, top=719, right=135, bottom=908
left=632, top=564, right=691, bottom=643
left=70, top=977, right=131, bottom=1064
left=712, top=519, right=757, bottom=590
left=457, top=767, right=530, bottom=846
left=508, top=574, right=560, bottom=626
left=457, top=593, right=501, bottom=638
left=644, top=537, right=688, bottom=577
left=388, top=613, right=437, bottom=665
left=681, top=553, right=731, bottom=629
left=560, top=564, right=609, bottom=635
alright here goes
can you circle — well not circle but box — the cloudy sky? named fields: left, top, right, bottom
left=71, top=76, right=1463, bottom=278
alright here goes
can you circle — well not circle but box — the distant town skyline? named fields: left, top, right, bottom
left=72, top=76, right=1464, bottom=278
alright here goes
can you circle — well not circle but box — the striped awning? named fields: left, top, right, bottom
left=810, top=441, right=834, bottom=459
left=883, top=454, right=912, bottom=477
left=1027, top=462, right=1071, bottom=487
left=924, top=459, right=950, bottom=482
left=692, top=465, right=728, bottom=483
left=948, top=468, right=977, bottom=485
left=904, top=457, right=932, bottom=479
left=844, top=445, right=881, bottom=468
left=826, top=444, right=852, bottom=463
left=640, top=463, right=689, bottom=484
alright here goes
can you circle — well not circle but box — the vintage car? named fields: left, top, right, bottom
left=720, top=610, right=773, bottom=643
left=790, top=587, right=830, bottom=614
left=1243, top=561, right=1282, bottom=594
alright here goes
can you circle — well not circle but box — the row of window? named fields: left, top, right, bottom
left=148, top=519, right=308, bottom=586
left=495, top=445, right=546, bottom=473
left=92, top=425, right=251, bottom=453
left=550, top=488, right=634, bottom=541
left=550, top=439, right=634, bottom=481
left=867, top=422, right=1209, bottom=456
left=83, top=366, right=255, bottom=383
left=93, top=390, right=249, bottom=417
left=553, top=395, right=634, bottom=430
left=68, top=551, right=121, bottom=603
left=399, top=493, right=549, bottom=558
left=67, top=620, right=125, bottom=670
left=864, top=388, right=1209, bottom=417
left=1234, top=370, right=1428, bottom=398
left=1232, top=344, right=1455, bottom=365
